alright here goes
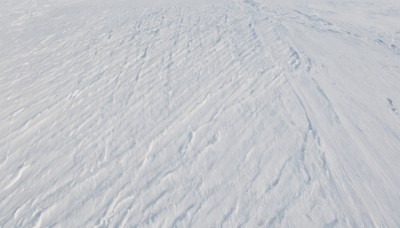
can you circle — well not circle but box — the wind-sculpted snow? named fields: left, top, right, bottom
left=1, top=0, right=400, bottom=227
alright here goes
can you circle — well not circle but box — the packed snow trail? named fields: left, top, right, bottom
left=1, top=0, right=400, bottom=227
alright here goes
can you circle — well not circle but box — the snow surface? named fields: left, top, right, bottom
left=1, top=0, right=400, bottom=227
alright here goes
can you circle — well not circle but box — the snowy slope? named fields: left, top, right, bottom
left=1, top=0, right=400, bottom=227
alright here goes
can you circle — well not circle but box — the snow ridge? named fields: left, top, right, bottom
left=1, top=0, right=400, bottom=227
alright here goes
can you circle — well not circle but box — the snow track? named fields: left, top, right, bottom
left=1, top=0, right=400, bottom=227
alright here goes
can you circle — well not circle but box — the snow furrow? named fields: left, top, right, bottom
left=1, top=0, right=400, bottom=227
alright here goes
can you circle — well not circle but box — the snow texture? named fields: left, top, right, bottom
left=1, top=0, right=400, bottom=227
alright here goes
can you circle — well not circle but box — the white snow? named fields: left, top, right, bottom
left=1, top=0, right=400, bottom=227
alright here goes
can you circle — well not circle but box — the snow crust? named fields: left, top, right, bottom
left=1, top=0, right=400, bottom=227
